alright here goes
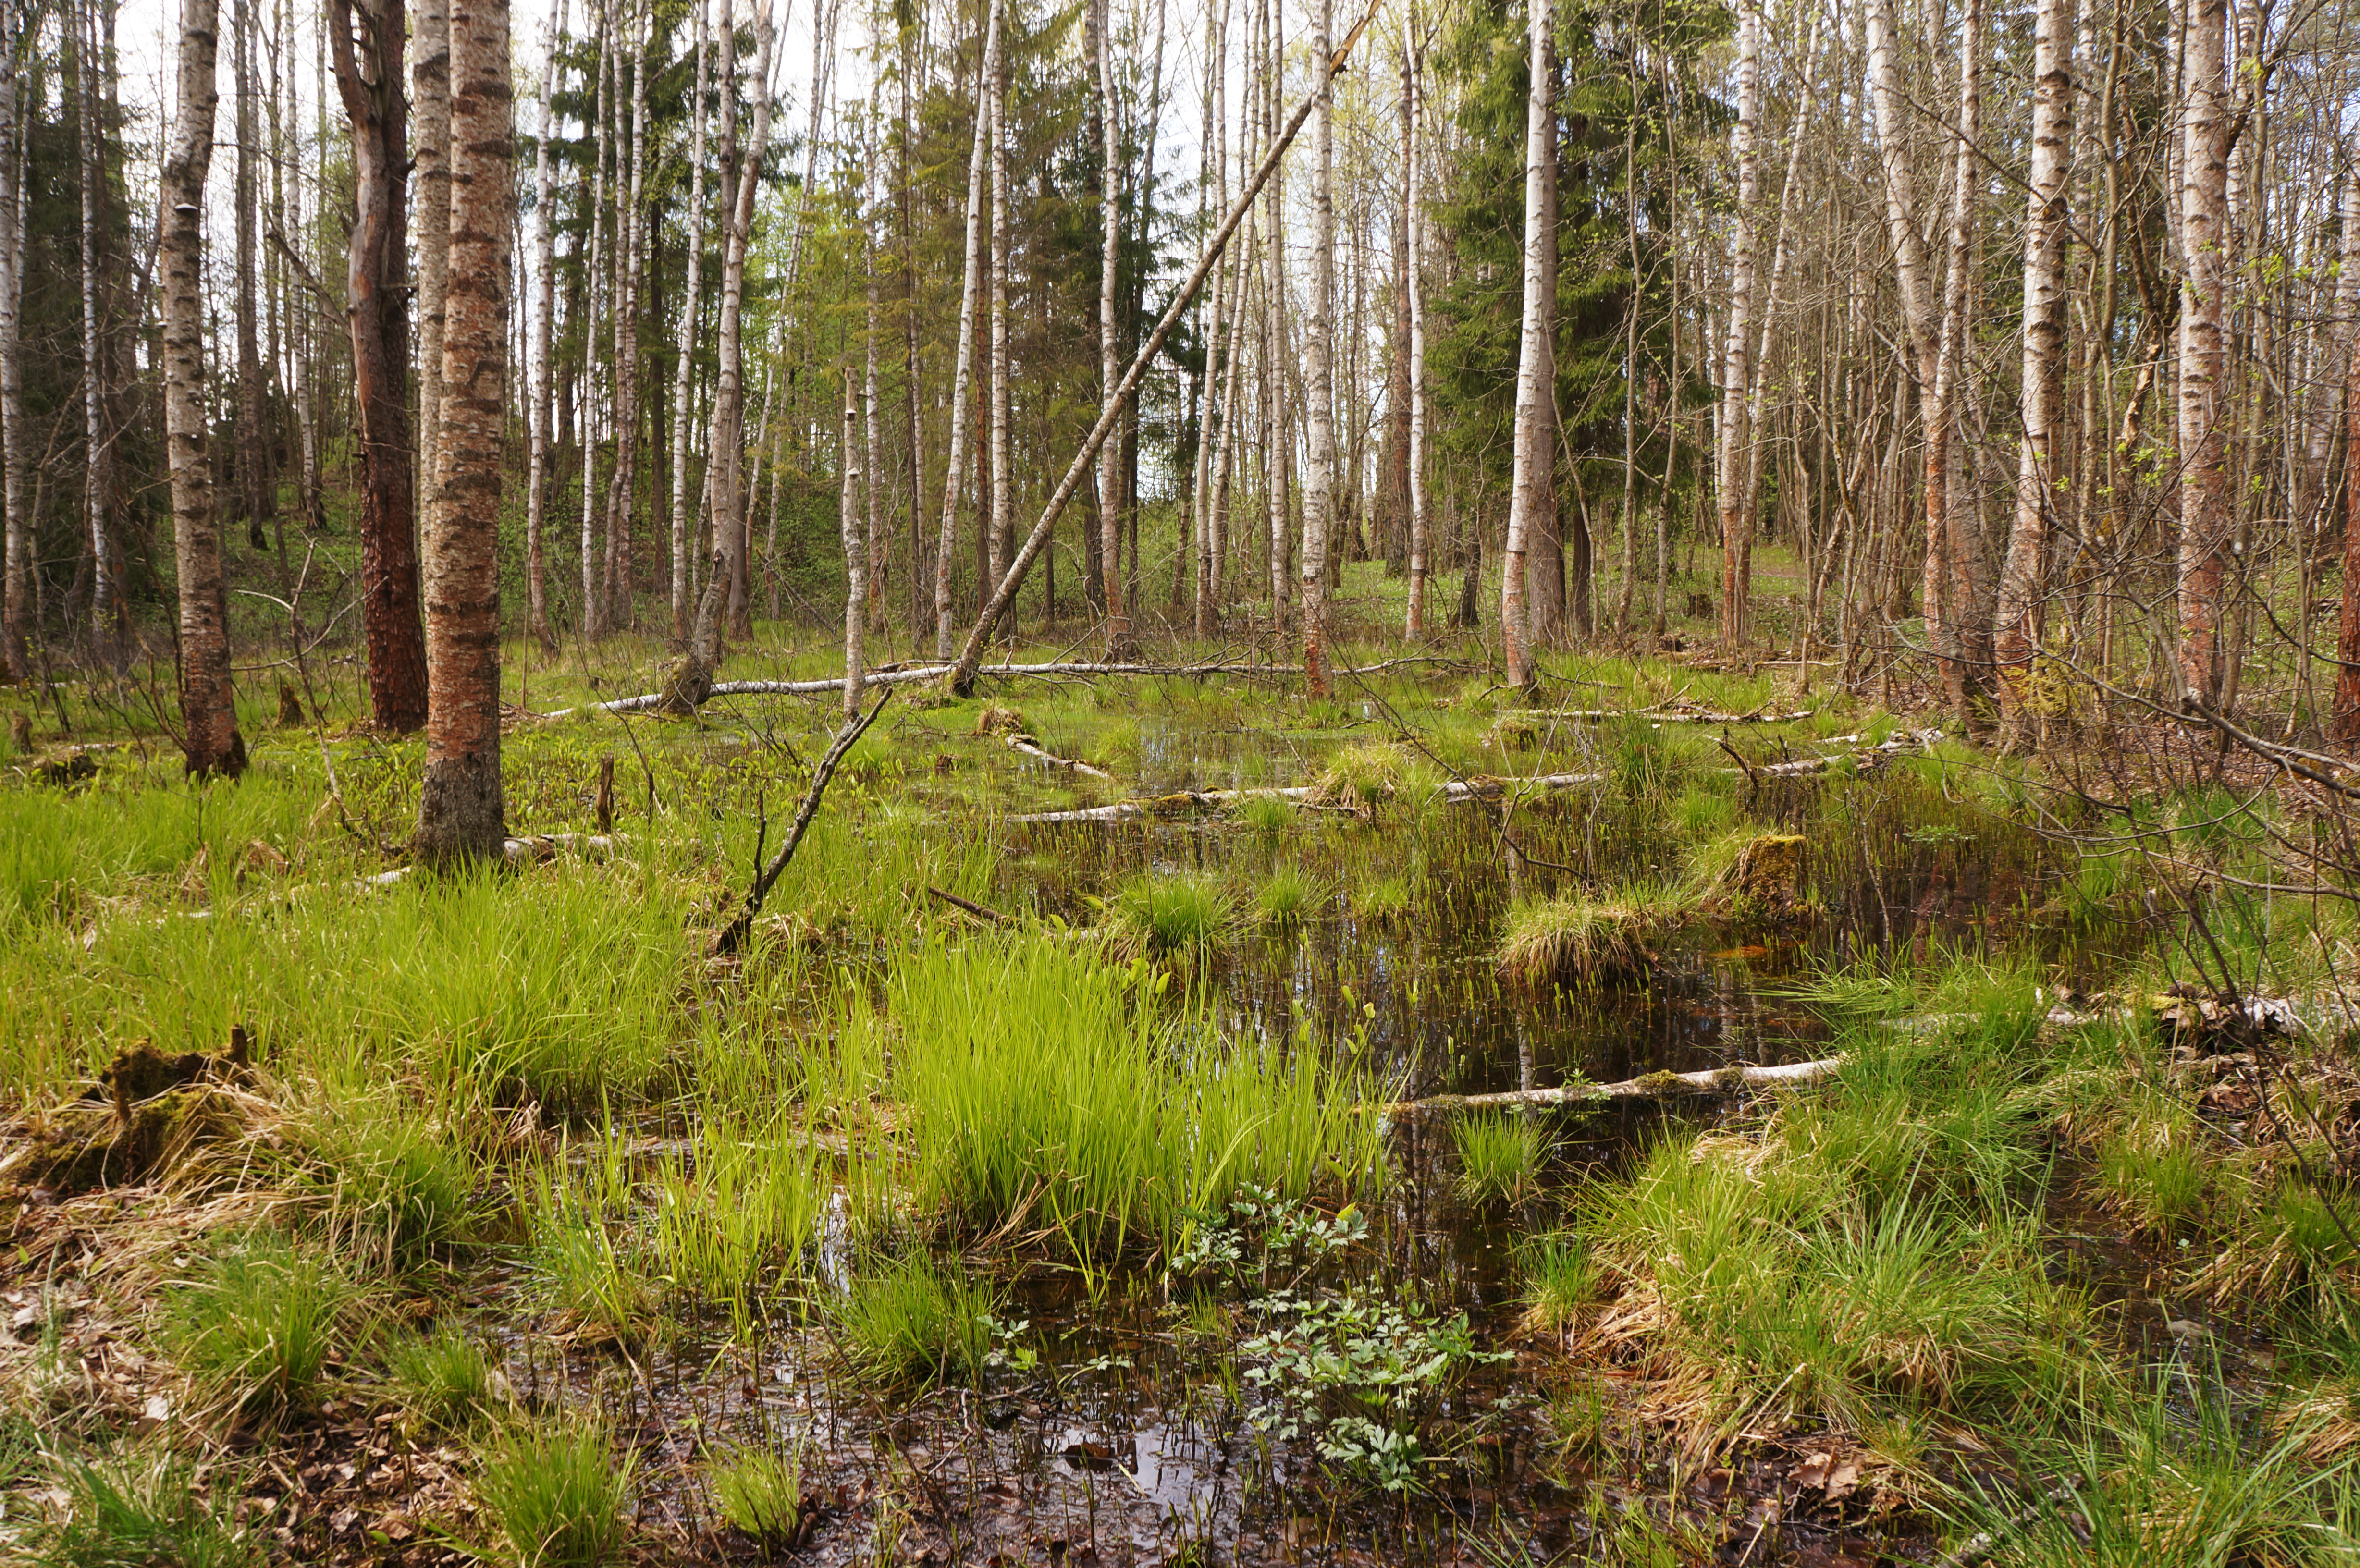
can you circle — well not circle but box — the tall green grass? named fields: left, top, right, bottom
left=886, top=938, right=1380, bottom=1258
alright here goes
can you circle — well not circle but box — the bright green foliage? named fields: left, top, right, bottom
left=1255, top=864, right=1320, bottom=927
left=649, top=1111, right=830, bottom=1321
left=525, top=1140, right=660, bottom=1341
left=707, top=1445, right=809, bottom=1544
left=1452, top=1112, right=1545, bottom=1203
left=471, top=1417, right=633, bottom=1568
left=301, top=1095, right=473, bottom=1266
left=1108, top=870, right=1235, bottom=956
left=1518, top=1232, right=1601, bottom=1334
left=834, top=1252, right=997, bottom=1386
left=162, top=1235, right=353, bottom=1422
left=890, top=938, right=1380, bottom=1257
left=23, top=1449, right=253, bottom=1568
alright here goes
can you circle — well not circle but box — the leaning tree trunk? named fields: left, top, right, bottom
left=2177, top=0, right=2231, bottom=707
left=413, top=0, right=510, bottom=864
left=1301, top=0, right=1335, bottom=695
left=931, top=0, right=996, bottom=659
left=1993, top=0, right=2073, bottom=747
left=329, top=0, right=428, bottom=732
left=1713, top=0, right=1758, bottom=646
left=163, top=0, right=246, bottom=778
left=676, top=0, right=774, bottom=706
left=1499, top=0, right=1554, bottom=692
left=525, top=0, right=567, bottom=654
left=0, top=0, right=27, bottom=683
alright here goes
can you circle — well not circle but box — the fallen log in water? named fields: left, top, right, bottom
left=1378, top=1055, right=1847, bottom=1115
left=1499, top=707, right=1816, bottom=725
left=1011, top=729, right=1946, bottom=824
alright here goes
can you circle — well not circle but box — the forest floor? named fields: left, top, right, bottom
left=4, top=566, right=2360, bottom=1566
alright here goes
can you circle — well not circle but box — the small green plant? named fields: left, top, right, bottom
left=306, top=1098, right=472, bottom=1266
left=707, top=1444, right=811, bottom=1547
left=836, top=1252, right=997, bottom=1386
left=472, top=1416, right=634, bottom=1568
left=1356, top=875, right=1411, bottom=924
left=1497, top=888, right=1683, bottom=987
left=1518, top=1233, right=1600, bottom=1335
left=1452, top=1112, right=1545, bottom=1204
left=1255, top=865, right=1320, bottom=927
left=1237, top=794, right=1295, bottom=836
left=24, top=1448, right=252, bottom=1568
left=163, top=1235, right=352, bottom=1422
left=1107, top=871, right=1234, bottom=957
left=385, top=1325, right=501, bottom=1434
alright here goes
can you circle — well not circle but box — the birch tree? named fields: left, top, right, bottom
left=666, top=0, right=709, bottom=639
left=163, top=0, right=246, bottom=776
left=1713, top=0, right=1759, bottom=644
left=1499, top=0, right=1554, bottom=691
left=0, top=0, right=25, bottom=682
left=2177, top=0, right=2231, bottom=705
left=524, top=0, right=566, bottom=654
left=932, top=0, right=996, bottom=659
left=1302, top=0, right=1336, bottom=694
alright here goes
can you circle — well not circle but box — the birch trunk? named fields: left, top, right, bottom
left=330, top=0, right=428, bottom=731
left=677, top=0, right=774, bottom=702
left=988, top=26, right=1011, bottom=595
left=414, top=0, right=511, bottom=864
left=1301, top=0, right=1335, bottom=695
left=1500, top=0, right=1553, bottom=691
left=233, top=0, right=273, bottom=559
left=930, top=0, right=995, bottom=655
left=605, top=1, right=647, bottom=629
left=578, top=10, right=611, bottom=636
left=1403, top=14, right=1431, bottom=639
left=1094, top=0, right=1127, bottom=653
left=665, top=0, right=709, bottom=639
left=841, top=378, right=865, bottom=718
left=1994, top=0, right=2074, bottom=746
left=1924, top=0, right=1982, bottom=722
left=2331, top=174, right=2360, bottom=743
left=525, top=0, right=567, bottom=653
left=164, top=0, right=246, bottom=777
left=0, top=0, right=25, bottom=681
left=2176, top=0, right=2230, bottom=705
left=78, top=0, right=120, bottom=654
left=1712, top=0, right=1759, bottom=645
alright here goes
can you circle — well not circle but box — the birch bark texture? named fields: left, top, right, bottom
left=1994, top=0, right=2074, bottom=745
left=2176, top=0, right=2232, bottom=705
left=932, top=0, right=998, bottom=658
left=1301, top=0, right=1336, bottom=695
left=1095, top=0, right=1127, bottom=655
left=524, top=0, right=567, bottom=654
left=2332, top=174, right=2360, bottom=743
left=666, top=0, right=709, bottom=639
left=163, top=0, right=246, bottom=777
left=1500, top=0, right=1554, bottom=691
left=0, top=0, right=25, bottom=682
left=414, top=0, right=512, bottom=864
left=1713, top=0, right=1759, bottom=645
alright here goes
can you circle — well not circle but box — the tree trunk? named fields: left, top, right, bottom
left=164, top=0, right=246, bottom=777
left=412, top=0, right=449, bottom=554
left=578, top=9, right=611, bottom=637
left=988, top=25, right=1011, bottom=596
left=665, top=0, right=708, bottom=640
left=1094, top=0, right=1127, bottom=654
left=1924, top=0, right=1983, bottom=722
left=0, top=0, right=26, bottom=681
left=605, top=0, right=647, bottom=631
left=1500, top=0, right=1553, bottom=691
left=932, top=0, right=997, bottom=659
left=2331, top=175, right=2360, bottom=744
left=232, top=0, right=273, bottom=560
left=77, top=0, right=121, bottom=657
left=413, top=0, right=510, bottom=864
left=2176, top=0, right=2230, bottom=706
left=526, top=0, right=568, bottom=654
left=1713, top=0, right=1759, bottom=646
left=840, top=378, right=865, bottom=717
left=1994, top=0, right=2074, bottom=746
left=1404, top=13, right=1430, bottom=639
left=677, top=0, right=774, bottom=702
left=1301, top=0, right=1335, bottom=696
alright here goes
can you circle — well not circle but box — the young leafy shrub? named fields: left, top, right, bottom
left=472, top=1416, right=633, bottom=1568
left=835, top=1253, right=996, bottom=1387
left=1517, top=1233, right=1601, bottom=1336
left=1452, top=1113, right=1545, bottom=1205
left=385, top=1325, right=501, bottom=1436
left=163, top=1234, right=352, bottom=1423
left=707, top=1445, right=814, bottom=1549
left=1108, top=871, right=1234, bottom=958
left=25, top=1448, right=252, bottom=1568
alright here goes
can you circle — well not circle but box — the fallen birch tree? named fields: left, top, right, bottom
left=1378, top=1054, right=1847, bottom=1115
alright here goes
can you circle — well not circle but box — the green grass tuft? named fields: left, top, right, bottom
left=1107, top=870, right=1234, bottom=957
left=163, top=1235, right=353, bottom=1423
left=24, top=1448, right=253, bottom=1568
left=1452, top=1112, right=1545, bottom=1204
left=1255, top=864, right=1321, bottom=927
left=707, top=1445, right=811, bottom=1544
left=384, top=1325, right=502, bottom=1435
left=471, top=1416, right=634, bottom=1568
left=835, top=1252, right=996, bottom=1387
left=1497, top=886, right=1684, bottom=987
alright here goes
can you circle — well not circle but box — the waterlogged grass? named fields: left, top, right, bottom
left=887, top=938, right=1381, bottom=1257
left=298, top=1093, right=474, bottom=1267
left=1255, top=864, right=1321, bottom=927
left=1107, top=870, right=1235, bottom=958
left=383, top=1325, right=502, bottom=1435
left=24, top=1448, right=254, bottom=1568
left=834, top=1252, right=997, bottom=1386
left=1496, top=885, right=1686, bottom=987
left=1452, top=1112, right=1545, bottom=1204
left=707, top=1444, right=810, bottom=1544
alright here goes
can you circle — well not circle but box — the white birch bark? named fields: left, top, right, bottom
left=1712, top=0, right=1759, bottom=645
left=666, top=0, right=710, bottom=639
left=931, top=0, right=997, bottom=657
left=1500, top=0, right=1553, bottom=690
left=526, top=0, right=568, bottom=653
left=1301, top=0, right=1336, bottom=694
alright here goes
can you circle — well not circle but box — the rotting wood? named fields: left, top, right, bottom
left=1498, top=708, right=1815, bottom=725
left=927, top=884, right=1011, bottom=924
left=1379, top=1055, right=1846, bottom=1115
left=1000, top=733, right=1115, bottom=780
